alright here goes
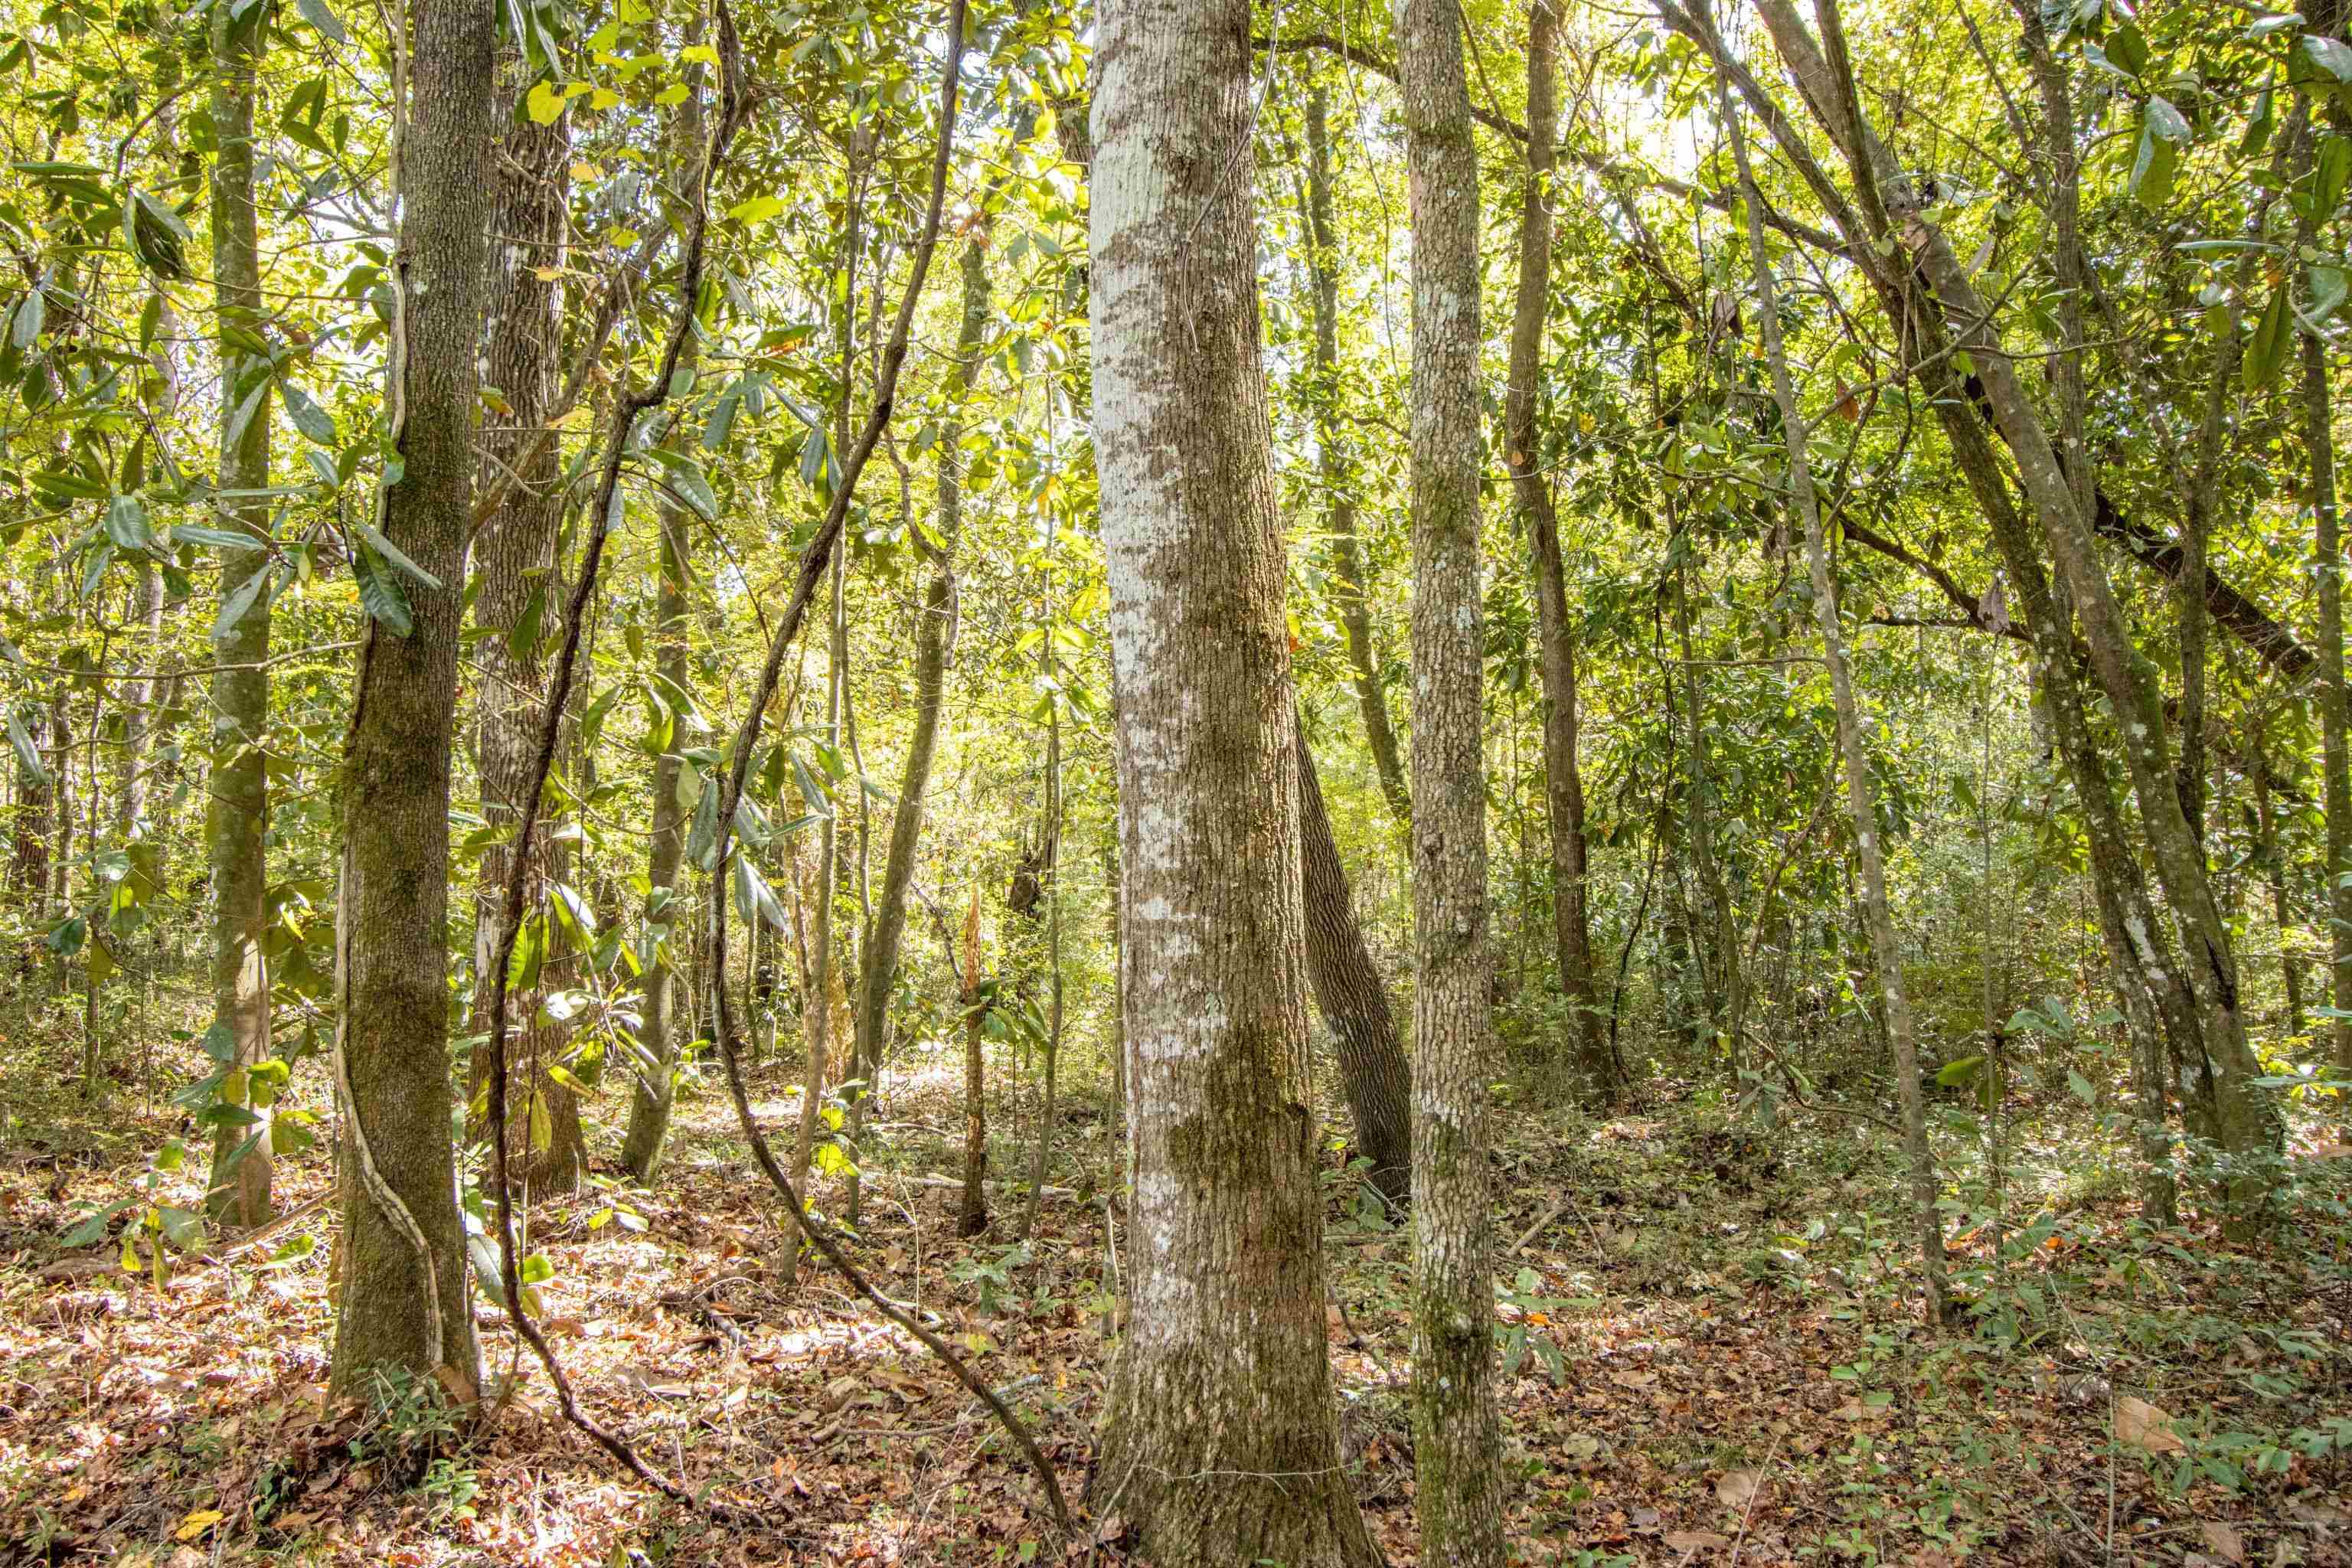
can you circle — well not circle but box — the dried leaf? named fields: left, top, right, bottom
left=1668, top=1529, right=1733, bottom=1553
left=2116, top=1394, right=2186, bottom=1454
left=1715, top=1467, right=1763, bottom=1508
left=173, top=1508, right=224, bottom=1542
left=2200, top=1521, right=2246, bottom=1563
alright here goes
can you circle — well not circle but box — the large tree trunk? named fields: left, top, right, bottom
left=1720, top=72, right=1951, bottom=1321
left=1295, top=707, right=1410, bottom=1202
left=201, top=0, right=272, bottom=1227
left=1503, top=0, right=1607, bottom=1096
left=1396, top=0, right=1507, bottom=1556
left=468, top=72, right=583, bottom=1199
left=1085, top=0, right=1379, bottom=1557
left=1300, top=87, right=1410, bottom=828
left=328, top=0, right=495, bottom=1399
left=619, top=73, right=710, bottom=1185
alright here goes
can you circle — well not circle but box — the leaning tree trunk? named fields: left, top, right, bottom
left=1744, top=0, right=2275, bottom=1227
left=467, top=77, right=583, bottom=1198
left=1396, top=0, right=1508, bottom=1556
left=620, top=72, right=710, bottom=1184
left=1085, top=0, right=1380, bottom=1557
left=1720, top=70, right=1951, bottom=1322
left=328, top=0, right=495, bottom=1399
left=201, top=0, right=273, bottom=1227
left=1504, top=0, right=1608, bottom=1097
left=1295, top=707, right=1411, bottom=1202
left=1300, top=86, right=1410, bottom=829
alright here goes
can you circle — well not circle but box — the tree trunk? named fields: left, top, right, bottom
left=2255, top=763, right=2305, bottom=1039
left=468, top=71, right=583, bottom=1199
left=619, top=44, right=712, bottom=1187
left=1503, top=0, right=1607, bottom=1097
left=1396, top=0, right=1508, bottom=1555
left=201, top=0, right=272, bottom=1227
left=1085, top=1, right=1380, bottom=1557
left=848, top=234, right=978, bottom=1208
left=1300, top=87, right=1410, bottom=828
left=1021, top=677, right=1063, bottom=1242
left=328, top=0, right=495, bottom=1398
left=1720, top=71, right=1951, bottom=1321
left=1295, top=707, right=1411, bottom=1202
left=2308, top=316, right=2351, bottom=1079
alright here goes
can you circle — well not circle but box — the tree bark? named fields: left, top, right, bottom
left=468, top=70, right=583, bottom=1199
left=1301, top=87, right=1410, bottom=828
left=2306, top=283, right=2351, bottom=1078
left=1720, top=65, right=1951, bottom=1321
left=328, top=0, right=495, bottom=1398
left=1295, top=707, right=1411, bottom=1201
left=1504, top=0, right=1607, bottom=1097
left=1396, top=0, right=1507, bottom=1554
left=1085, top=0, right=1379, bottom=1555
left=201, top=0, right=272, bottom=1227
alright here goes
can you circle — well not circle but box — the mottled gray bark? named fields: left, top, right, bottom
left=1086, top=0, right=1378, bottom=1555
left=1396, top=0, right=1507, bottom=1552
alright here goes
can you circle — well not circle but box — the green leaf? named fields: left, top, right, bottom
left=214, top=562, right=273, bottom=642
left=2067, top=1069, right=2097, bottom=1102
left=2314, top=136, right=2351, bottom=224
left=2144, top=96, right=2191, bottom=142
left=174, top=524, right=266, bottom=552
left=2244, top=282, right=2293, bottom=394
left=1936, top=1054, right=1985, bottom=1087
left=7, top=709, right=47, bottom=784
left=279, top=381, right=338, bottom=445
left=642, top=447, right=719, bottom=521
left=2304, top=34, right=2352, bottom=81
left=10, top=288, right=44, bottom=348
left=295, top=0, right=348, bottom=41
left=104, top=494, right=155, bottom=553
left=2130, top=123, right=2178, bottom=209
left=354, top=521, right=444, bottom=590
left=726, top=194, right=783, bottom=224
left=353, top=546, right=413, bottom=635
left=2311, top=265, right=2350, bottom=325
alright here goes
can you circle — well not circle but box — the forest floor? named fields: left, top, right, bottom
left=3, top=1023, right=2351, bottom=1567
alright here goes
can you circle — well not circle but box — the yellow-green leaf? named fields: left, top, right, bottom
left=524, top=80, right=565, bottom=125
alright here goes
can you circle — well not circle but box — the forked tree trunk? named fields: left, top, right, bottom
left=328, top=0, right=495, bottom=1398
left=469, top=72, right=583, bottom=1198
left=1085, top=2, right=1380, bottom=1558
left=1720, top=69, right=1951, bottom=1322
left=1504, top=0, right=1608, bottom=1096
left=201, top=0, right=272, bottom=1226
left=1295, top=707, right=1410, bottom=1203
left=1396, top=0, right=1507, bottom=1554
